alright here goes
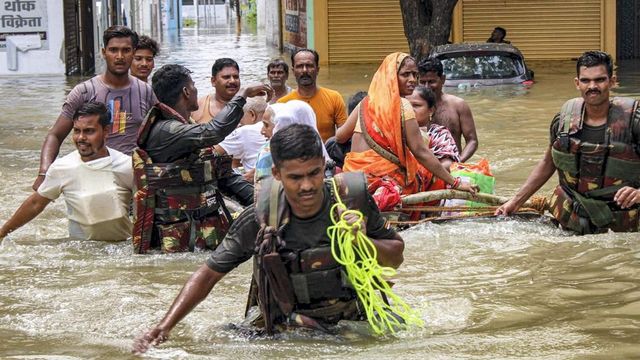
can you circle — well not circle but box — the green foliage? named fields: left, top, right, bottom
left=183, top=18, right=196, bottom=27
left=244, top=0, right=257, bottom=25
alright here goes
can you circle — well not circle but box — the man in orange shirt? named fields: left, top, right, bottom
left=278, top=48, right=347, bottom=142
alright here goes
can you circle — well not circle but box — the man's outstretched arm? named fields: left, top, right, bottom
left=0, top=192, right=52, bottom=240
left=132, top=264, right=226, bottom=354
left=495, top=146, right=557, bottom=215
left=32, top=115, right=73, bottom=191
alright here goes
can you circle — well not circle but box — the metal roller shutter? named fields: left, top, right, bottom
left=462, top=0, right=601, bottom=60
left=327, top=0, right=409, bottom=64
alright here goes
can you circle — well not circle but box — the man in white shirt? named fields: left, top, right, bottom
left=0, top=102, right=133, bottom=242
left=214, top=96, right=268, bottom=182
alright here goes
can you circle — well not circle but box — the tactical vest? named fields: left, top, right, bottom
left=247, top=171, right=368, bottom=334
left=132, top=104, right=233, bottom=253
left=549, top=97, right=640, bottom=234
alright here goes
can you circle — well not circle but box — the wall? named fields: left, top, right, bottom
left=259, top=0, right=280, bottom=48
left=0, top=0, right=65, bottom=75
left=282, top=0, right=306, bottom=53
left=256, top=0, right=265, bottom=28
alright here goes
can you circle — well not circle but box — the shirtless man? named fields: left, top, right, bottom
left=191, top=58, right=241, bottom=123
left=418, top=58, right=478, bottom=162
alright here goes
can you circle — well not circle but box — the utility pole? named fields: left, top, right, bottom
left=194, top=0, right=199, bottom=28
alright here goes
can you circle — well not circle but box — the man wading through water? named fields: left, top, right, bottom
left=33, top=25, right=157, bottom=191
left=496, top=51, right=640, bottom=234
left=132, top=64, right=271, bottom=253
left=133, top=124, right=404, bottom=353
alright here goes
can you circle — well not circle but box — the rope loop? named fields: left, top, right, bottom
left=327, top=178, right=424, bottom=335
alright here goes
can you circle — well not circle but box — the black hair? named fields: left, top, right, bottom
left=267, top=58, right=289, bottom=75
left=494, top=27, right=507, bottom=37
left=271, top=124, right=324, bottom=167
left=211, top=58, right=239, bottom=77
left=576, top=51, right=613, bottom=78
left=348, top=91, right=367, bottom=115
left=152, top=64, right=193, bottom=108
left=291, top=48, right=320, bottom=67
left=73, top=101, right=111, bottom=127
left=414, top=86, right=436, bottom=109
left=418, top=57, right=444, bottom=77
left=136, top=35, right=159, bottom=56
left=103, top=25, right=139, bottom=49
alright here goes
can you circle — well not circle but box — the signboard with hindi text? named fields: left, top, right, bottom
left=0, top=0, right=47, bottom=51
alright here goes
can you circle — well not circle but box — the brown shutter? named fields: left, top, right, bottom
left=462, top=0, right=601, bottom=60
left=327, top=0, right=409, bottom=64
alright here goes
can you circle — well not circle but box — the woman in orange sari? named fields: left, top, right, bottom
left=343, top=52, right=477, bottom=210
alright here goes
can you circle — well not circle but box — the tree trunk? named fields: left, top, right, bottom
left=399, top=0, right=459, bottom=61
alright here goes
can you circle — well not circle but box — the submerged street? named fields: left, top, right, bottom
left=0, top=26, right=640, bottom=358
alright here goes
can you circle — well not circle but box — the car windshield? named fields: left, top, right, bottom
left=438, top=52, right=525, bottom=80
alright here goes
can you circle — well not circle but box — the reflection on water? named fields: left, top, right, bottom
left=0, top=27, right=639, bottom=358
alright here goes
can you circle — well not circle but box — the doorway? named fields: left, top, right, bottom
left=617, top=0, right=640, bottom=59
left=63, top=0, right=95, bottom=75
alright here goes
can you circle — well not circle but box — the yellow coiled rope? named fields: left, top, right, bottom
left=327, top=178, right=424, bottom=335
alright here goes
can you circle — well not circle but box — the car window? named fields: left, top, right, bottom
left=439, top=53, right=524, bottom=80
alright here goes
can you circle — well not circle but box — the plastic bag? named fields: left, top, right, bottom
left=444, top=158, right=496, bottom=215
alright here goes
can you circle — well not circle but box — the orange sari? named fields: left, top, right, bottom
left=343, top=52, right=421, bottom=195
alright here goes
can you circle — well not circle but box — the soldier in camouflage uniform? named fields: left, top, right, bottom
left=132, top=64, right=272, bottom=253
left=496, top=51, right=640, bottom=234
left=133, top=124, right=404, bottom=353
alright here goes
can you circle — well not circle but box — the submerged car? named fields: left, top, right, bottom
left=429, top=43, right=534, bottom=86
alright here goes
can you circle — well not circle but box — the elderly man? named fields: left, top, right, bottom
left=1, top=102, right=133, bottom=241
left=214, top=96, right=268, bottom=181
left=497, top=51, right=640, bottom=234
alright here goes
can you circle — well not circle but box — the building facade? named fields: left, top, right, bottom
left=0, top=0, right=65, bottom=75
left=289, top=0, right=624, bottom=65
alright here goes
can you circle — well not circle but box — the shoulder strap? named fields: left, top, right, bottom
left=136, top=106, right=161, bottom=147
left=269, top=179, right=280, bottom=227
left=609, top=96, right=638, bottom=126
left=557, top=98, right=584, bottom=150
left=359, top=99, right=403, bottom=168
left=254, top=176, right=290, bottom=229
left=558, top=98, right=584, bottom=135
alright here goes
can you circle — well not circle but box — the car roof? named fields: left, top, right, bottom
left=430, top=42, right=525, bottom=57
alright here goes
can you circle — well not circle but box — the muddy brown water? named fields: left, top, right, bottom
left=0, top=27, right=639, bottom=359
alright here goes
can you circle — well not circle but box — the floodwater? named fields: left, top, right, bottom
left=1, top=25, right=640, bottom=359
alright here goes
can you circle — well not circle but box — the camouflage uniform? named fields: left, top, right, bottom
left=132, top=103, right=234, bottom=253
left=248, top=172, right=369, bottom=334
left=548, top=97, right=640, bottom=234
